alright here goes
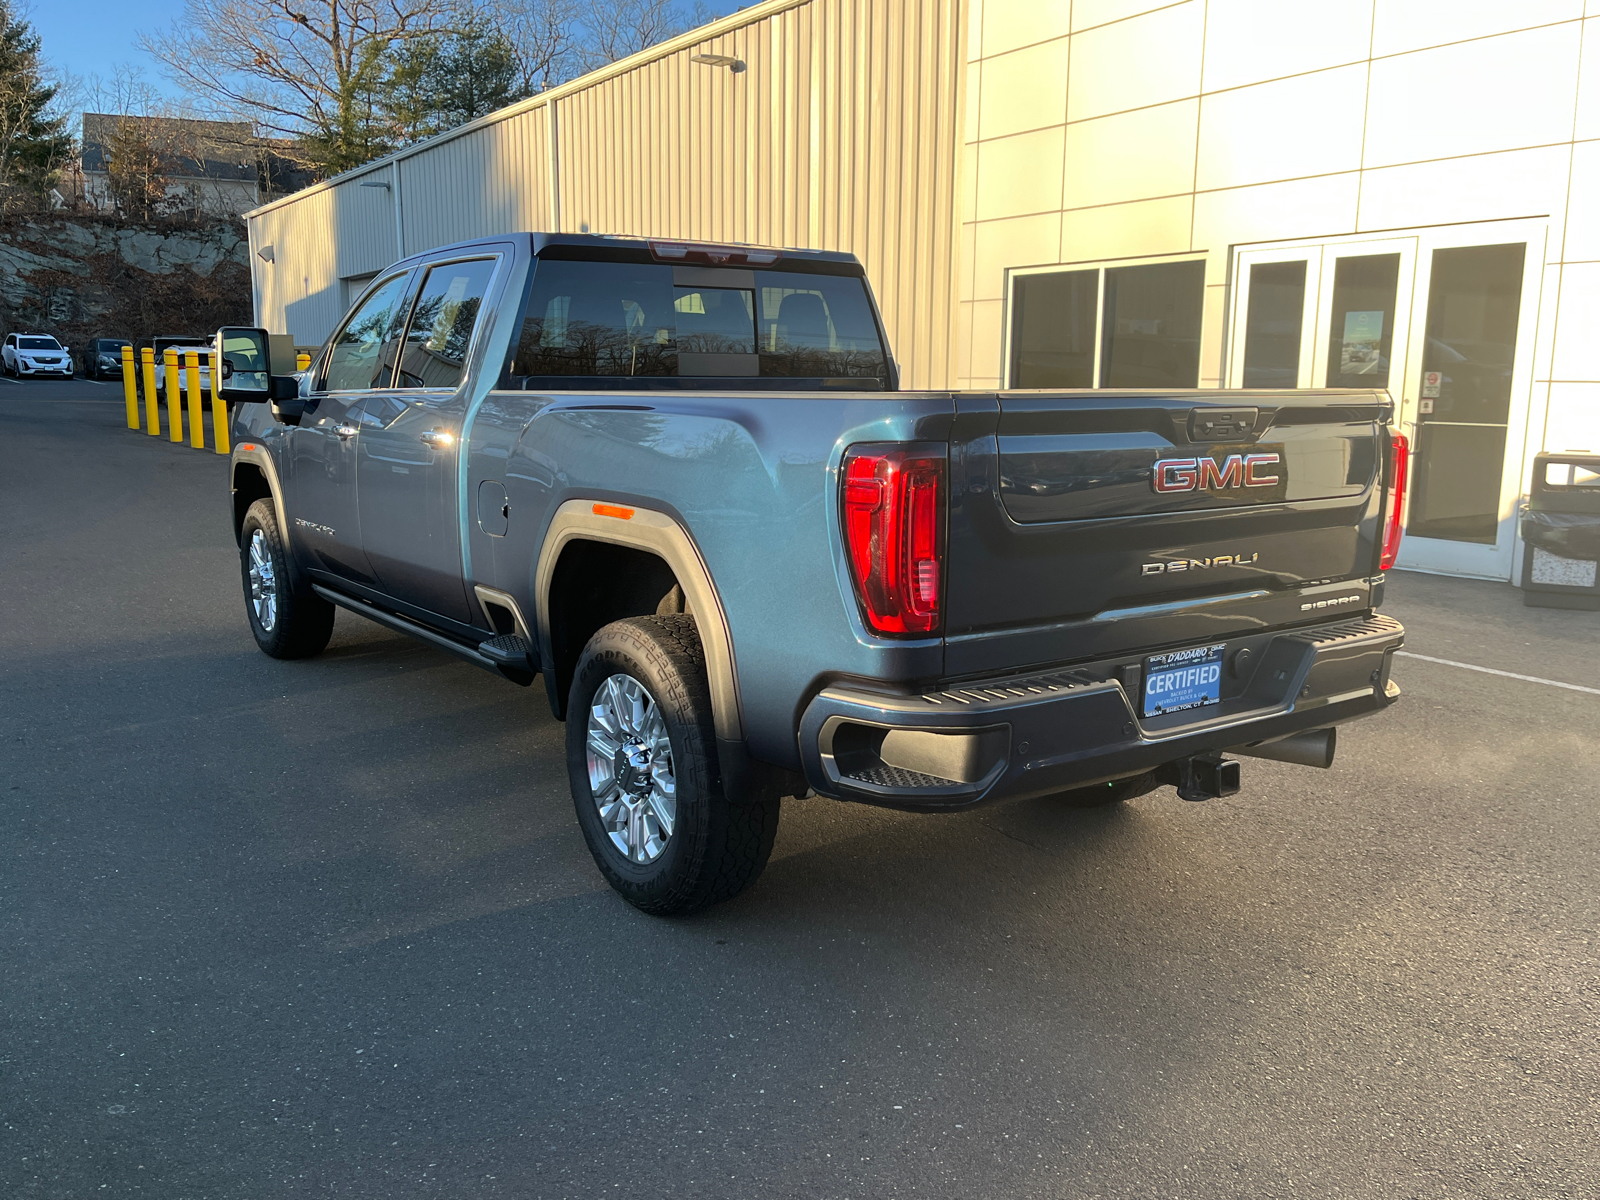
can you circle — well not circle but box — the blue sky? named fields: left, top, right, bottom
left=32, top=0, right=188, bottom=94
left=35, top=0, right=745, bottom=108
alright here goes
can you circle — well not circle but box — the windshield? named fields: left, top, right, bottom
left=20, top=337, right=61, bottom=350
left=505, top=258, right=889, bottom=388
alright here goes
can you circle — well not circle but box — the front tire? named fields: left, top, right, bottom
left=567, top=615, right=779, bottom=915
left=238, top=499, right=335, bottom=659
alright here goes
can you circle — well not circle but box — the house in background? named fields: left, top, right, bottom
left=79, top=113, right=315, bottom=219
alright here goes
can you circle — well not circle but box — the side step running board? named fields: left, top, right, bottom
left=311, top=584, right=537, bottom=686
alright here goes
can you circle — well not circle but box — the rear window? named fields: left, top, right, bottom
left=504, top=259, right=888, bottom=388
left=20, top=337, right=60, bottom=350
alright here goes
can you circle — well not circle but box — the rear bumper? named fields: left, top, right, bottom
left=798, top=612, right=1405, bottom=811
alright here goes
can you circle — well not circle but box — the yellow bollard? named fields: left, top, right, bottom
left=141, top=347, right=160, bottom=436
left=296, top=351, right=311, bottom=372
left=164, top=348, right=183, bottom=443
left=120, top=346, right=139, bottom=429
left=185, top=351, right=204, bottom=448
left=209, top=351, right=229, bottom=455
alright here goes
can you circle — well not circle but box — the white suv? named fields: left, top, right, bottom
left=3, top=332, right=74, bottom=378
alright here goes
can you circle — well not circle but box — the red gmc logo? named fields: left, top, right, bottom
left=1153, top=453, right=1281, bottom=494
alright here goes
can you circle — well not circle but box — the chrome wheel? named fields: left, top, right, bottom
left=585, top=673, right=676, bottom=863
left=247, top=528, right=278, bottom=632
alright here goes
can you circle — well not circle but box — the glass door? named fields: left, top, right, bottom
left=1228, top=238, right=1419, bottom=397
left=1229, top=225, right=1542, bottom=579
left=1395, top=225, right=1545, bottom=579
left=1228, top=249, right=1319, bottom=389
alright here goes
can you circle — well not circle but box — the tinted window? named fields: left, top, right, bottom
left=20, top=336, right=61, bottom=350
left=1099, top=260, right=1204, bottom=388
left=506, top=259, right=887, bottom=384
left=1010, top=269, right=1097, bottom=388
left=322, top=273, right=411, bottom=392
left=1240, top=260, right=1306, bottom=389
left=513, top=261, right=675, bottom=378
left=1323, top=253, right=1400, bottom=390
left=396, top=259, right=496, bottom=390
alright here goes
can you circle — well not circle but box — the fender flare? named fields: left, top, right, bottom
left=230, top=445, right=289, bottom=552
left=534, top=499, right=744, bottom=743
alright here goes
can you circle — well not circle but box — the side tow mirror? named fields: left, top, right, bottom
left=214, top=325, right=275, bottom=403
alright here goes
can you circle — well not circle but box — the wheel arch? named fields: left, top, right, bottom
left=535, top=500, right=743, bottom=746
left=231, top=447, right=286, bottom=551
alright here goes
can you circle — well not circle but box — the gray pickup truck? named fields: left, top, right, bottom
left=217, top=233, right=1406, bottom=914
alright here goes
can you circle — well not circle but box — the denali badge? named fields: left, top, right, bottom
left=1142, top=551, right=1259, bottom=576
left=1153, top=452, right=1281, bottom=494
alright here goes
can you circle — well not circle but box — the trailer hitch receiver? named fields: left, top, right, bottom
left=1159, top=754, right=1241, bottom=802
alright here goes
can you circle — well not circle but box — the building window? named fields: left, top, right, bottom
left=1008, top=258, right=1206, bottom=389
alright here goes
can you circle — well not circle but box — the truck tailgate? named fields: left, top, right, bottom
left=944, top=390, right=1392, bottom=676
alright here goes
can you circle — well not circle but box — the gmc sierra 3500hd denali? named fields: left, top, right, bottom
left=217, top=233, right=1407, bottom=915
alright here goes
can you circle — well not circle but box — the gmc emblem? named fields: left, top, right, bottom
left=1153, top=453, right=1281, bottom=494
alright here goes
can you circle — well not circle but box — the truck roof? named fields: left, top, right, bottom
left=391, top=232, right=865, bottom=273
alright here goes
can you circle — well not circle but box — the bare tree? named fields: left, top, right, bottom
left=487, top=0, right=585, bottom=95
left=140, top=0, right=463, bottom=176
left=576, top=0, right=715, bottom=73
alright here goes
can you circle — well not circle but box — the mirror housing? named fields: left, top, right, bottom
left=269, top=376, right=305, bottom=425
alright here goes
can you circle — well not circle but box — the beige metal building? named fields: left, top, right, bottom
left=247, top=0, right=1600, bottom=584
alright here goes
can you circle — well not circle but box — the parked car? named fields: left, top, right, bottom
left=220, top=233, right=1408, bottom=915
left=83, top=337, right=134, bottom=380
left=138, top=335, right=214, bottom=394
left=2, top=332, right=74, bottom=378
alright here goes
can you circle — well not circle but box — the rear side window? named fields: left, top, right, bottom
left=505, top=259, right=888, bottom=386
left=321, top=273, right=412, bottom=392
left=396, top=258, right=497, bottom=390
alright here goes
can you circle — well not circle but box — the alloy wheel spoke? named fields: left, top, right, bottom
left=587, top=726, right=619, bottom=762
left=586, top=672, right=677, bottom=865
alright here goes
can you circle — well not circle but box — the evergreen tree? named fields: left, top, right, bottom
left=0, top=0, right=72, bottom=207
left=384, top=21, right=527, bottom=146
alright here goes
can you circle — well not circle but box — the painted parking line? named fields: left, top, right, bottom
left=1395, top=651, right=1600, bottom=696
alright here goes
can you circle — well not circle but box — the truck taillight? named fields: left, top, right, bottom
left=842, top=445, right=945, bottom=635
left=1380, top=430, right=1409, bottom=570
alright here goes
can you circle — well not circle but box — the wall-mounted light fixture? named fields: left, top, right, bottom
left=691, top=52, right=745, bottom=73
left=257, top=244, right=275, bottom=263
left=360, top=179, right=392, bottom=191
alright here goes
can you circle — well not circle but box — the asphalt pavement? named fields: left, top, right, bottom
left=3, top=378, right=1597, bottom=1199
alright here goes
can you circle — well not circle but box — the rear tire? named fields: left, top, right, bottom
left=1052, top=770, right=1159, bottom=808
left=239, top=499, right=335, bottom=659
left=567, top=615, right=779, bottom=915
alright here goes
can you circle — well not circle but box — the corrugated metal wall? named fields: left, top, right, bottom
left=553, top=0, right=964, bottom=388
left=399, top=106, right=552, bottom=255
left=247, top=0, right=966, bottom=386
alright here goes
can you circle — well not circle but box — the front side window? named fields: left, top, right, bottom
left=396, top=258, right=497, bottom=390
left=506, top=259, right=888, bottom=384
left=1008, top=258, right=1206, bottom=390
left=321, top=272, right=412, bottom=392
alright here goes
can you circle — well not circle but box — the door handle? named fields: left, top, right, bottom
left=419, top=428, right=454, bottom=447
left=334, top=423, right=358, bottom=440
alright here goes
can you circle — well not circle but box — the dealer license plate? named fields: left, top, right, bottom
left=1143, top=643, right=1225, bottom=718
